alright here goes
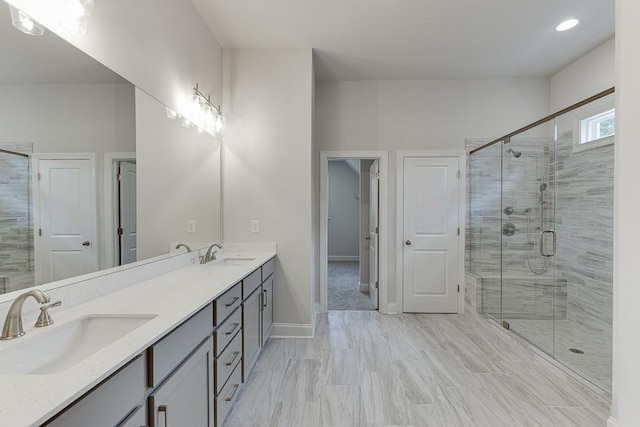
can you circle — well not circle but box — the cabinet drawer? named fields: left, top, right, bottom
left=214, top=282, right=241, bottom=326
left=46, top=356, right=145, bottom=427
left=242, top=269, right=261, bottom=298
left=262, top=258, right=275, bottom=282
left=215, top=362, right=242, bottom=427
left=214, top=329, right=242, bottom=395
left=214, top=307, right=242, bottom=356
left=149, top=304, right=213, bottom=387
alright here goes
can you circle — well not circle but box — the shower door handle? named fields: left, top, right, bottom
left=540, top=230, right=556, bottom=257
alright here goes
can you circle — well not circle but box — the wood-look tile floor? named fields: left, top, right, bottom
left=224, top=311, right=610, bottom=427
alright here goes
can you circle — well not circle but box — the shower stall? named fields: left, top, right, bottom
left=468, top=89, right=614, bottom=395
left=0, top=145, right=34, bottom=294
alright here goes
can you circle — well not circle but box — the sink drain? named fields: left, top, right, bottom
left=569, top=348, right=584, bottom=354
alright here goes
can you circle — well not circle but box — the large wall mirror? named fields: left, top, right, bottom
left=0, top=0, right=221, bottom=295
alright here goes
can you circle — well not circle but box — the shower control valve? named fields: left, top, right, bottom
left=502, top=222, right=517, bottom=237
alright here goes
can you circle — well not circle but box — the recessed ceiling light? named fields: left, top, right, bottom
left=556, top=19, right=579, bottom=32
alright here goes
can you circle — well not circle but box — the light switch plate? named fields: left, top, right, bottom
left=187, top=220, right=196, bottom=233
left=251, top=220, right=260, bottom=233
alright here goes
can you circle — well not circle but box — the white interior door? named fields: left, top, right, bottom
left=369, top=160, right=379, bottom=309
left=38, top=158, right=97, bottom=283
left=118, top=161, right=137, bottom=265
left=402, top=157, right=459, bottom=313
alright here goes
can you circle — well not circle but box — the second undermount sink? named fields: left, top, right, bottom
left=210, top=257, right=255, bottom=267
left=0, top=314, right=156, bottom=375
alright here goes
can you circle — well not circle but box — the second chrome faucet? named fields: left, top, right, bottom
left=0, top=290, right=62, bottom=340
left=201, top=243, right=223, bottom=264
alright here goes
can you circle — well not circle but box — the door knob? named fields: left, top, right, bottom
left=365, top=237, right=371, bottom=240
left=405, top=240, right=412, bottom=245
left=82, top=241, right=91, bottom=246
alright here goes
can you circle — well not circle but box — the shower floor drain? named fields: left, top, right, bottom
left=569, top=348, right=584, bottom=354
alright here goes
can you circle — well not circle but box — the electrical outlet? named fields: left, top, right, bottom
left=187, top=220, right=196, bottom=233
left=251, top=220, right=260, bottom=233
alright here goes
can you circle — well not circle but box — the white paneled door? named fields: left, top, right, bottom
left=118, top=161, right=137, bottom=265
left=402, top=157, right=459, bottom=313
left=369, top=160, right=379, bottom=309
left=38, top=158, right=97, bottom=283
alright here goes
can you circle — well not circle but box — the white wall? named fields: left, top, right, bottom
left=0, top=82, right=135, bottom=269
left=550, top=39, right=615, bottom=112
left=315, top=78, right=550, bottom=304
left=611, top=1, right=640, bottom=425
left=5, top=0, right=222, bottom=119
left=328, top=161, right=360, bottom=259
left=222, top=49, right=315, bottom=328
left=135, top=88, right=221, bottom=259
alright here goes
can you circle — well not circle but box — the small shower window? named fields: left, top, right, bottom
left=573, top=101, right=615, bottom=153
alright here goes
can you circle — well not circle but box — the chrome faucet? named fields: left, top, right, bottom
left=1, top=290, right=52, bottom=340
left=200, top=243, right=223, bottom=264
left=175, top=243, right=192, bottom=252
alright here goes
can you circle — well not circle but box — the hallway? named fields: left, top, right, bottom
left=224, top=311, right=609, bottom=426
left=327, top=261, right=374, bottom=311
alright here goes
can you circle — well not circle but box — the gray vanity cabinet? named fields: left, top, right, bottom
left=243, top=287, right=262, bottom=376
left=149, top=336, right=214, bottom=427
left=261, top=274, right=274, bottom=345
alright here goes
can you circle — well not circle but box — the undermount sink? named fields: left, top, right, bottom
left=0, top=314, right=156, bottom=375
left=210, top=257, right=255, bottom=267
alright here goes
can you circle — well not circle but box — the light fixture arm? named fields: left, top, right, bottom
left=193, top=83, right=222, bottom=115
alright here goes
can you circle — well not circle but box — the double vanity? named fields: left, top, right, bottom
left=0, top=250, right=276, bottom=427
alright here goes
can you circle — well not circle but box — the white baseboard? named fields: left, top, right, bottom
left=312, top=302, right=321, bottom=336
left=271, top=322, right=314, bottom=338
left=607, top=416, right=617, bottom=427
left=385, top=302, right=399, bottom=314
left=328, top=256, right=359, bottom=262
left=360, top=282, right=369, bottom=292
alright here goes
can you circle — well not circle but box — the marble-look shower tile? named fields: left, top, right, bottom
left=276, top=359, right=321, bottom=403
left=319, top=385, right=366, bottom=427
left=269, top=402, right=321, bottom=427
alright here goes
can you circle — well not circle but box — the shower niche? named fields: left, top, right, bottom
left=468, top=91, right=614, bottom=395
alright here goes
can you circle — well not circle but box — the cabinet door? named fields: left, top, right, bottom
left=262, top=276, right=274, bottom=346
left=243, top=288, right=261, bottom=377
left=150, top=336, right=213, bottom=427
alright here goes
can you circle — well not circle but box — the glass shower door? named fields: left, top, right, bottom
left=500, top=119, right=557, bottom=356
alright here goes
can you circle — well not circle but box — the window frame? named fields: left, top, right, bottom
left=572, top=98, right=615, bottom=153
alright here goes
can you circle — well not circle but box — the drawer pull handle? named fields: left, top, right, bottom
left=225, top=322, right=240, bottom=335
left=226, top=384, right=239, bottom=402
left=225, top=296, right=240, bottom=307
left=226, top=351, right=240, bottom=366
left=158, top=405, right=168, bottom=427
left=263, top=289, right=268, bottom=308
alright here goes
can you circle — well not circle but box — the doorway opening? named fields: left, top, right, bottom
left=327, top=159, right=376, bottom=310
left=320, top=151, right=389, bottom=313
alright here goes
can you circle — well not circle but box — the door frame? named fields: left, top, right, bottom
left=104, top=152, right=136, bottom=268
left=320, top=151, right=389, bottom=313
left=32, top=153, right=98, bottom=285
left=396, top=150, right=466, bottom=314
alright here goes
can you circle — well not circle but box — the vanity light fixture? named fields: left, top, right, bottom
left=59, top=0, right=94, bottom=35
left=9, top=5, right=45, bottom=36
left=191, top=83, right=226, bottom=137
left=556, top=18, right=579, bottom=32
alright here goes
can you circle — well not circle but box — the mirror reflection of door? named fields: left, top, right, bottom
left=117, top=161, right=137, bottom=265
left=36, top=157, right=98, bottom=284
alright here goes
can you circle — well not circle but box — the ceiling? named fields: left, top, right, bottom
left=0, top=2, right=124, bottom=84
left=191, top=0, right=615, bottom=81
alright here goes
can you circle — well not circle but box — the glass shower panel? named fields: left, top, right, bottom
left=469, top=142, right=502, bottom=321
left=501, top=119, right=556, bottom=356
left=0, top=151, right=34, bottom=294
left=552, top=97, right=614, bottom=392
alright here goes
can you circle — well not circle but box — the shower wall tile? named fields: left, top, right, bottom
left=0, top=143, right=34, bottom=293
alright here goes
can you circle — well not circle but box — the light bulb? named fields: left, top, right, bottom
left=181, top=117, right=193, bottom=128
left=556, top=19, right=579, bottom=32
left=59, top=0, right=94, bottom=35
left=165, top=107, right=179, bottom=119
left=214, top=114, right=226, bottom=135
left=62, top=0, right=86, bottom=19
left=9, top=6, right=45, bottom=36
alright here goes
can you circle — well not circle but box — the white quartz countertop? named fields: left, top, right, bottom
left=0, top=251, right=276, bottom=426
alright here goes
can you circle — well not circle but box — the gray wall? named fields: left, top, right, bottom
left=328, top=160, right=360, bottom=259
